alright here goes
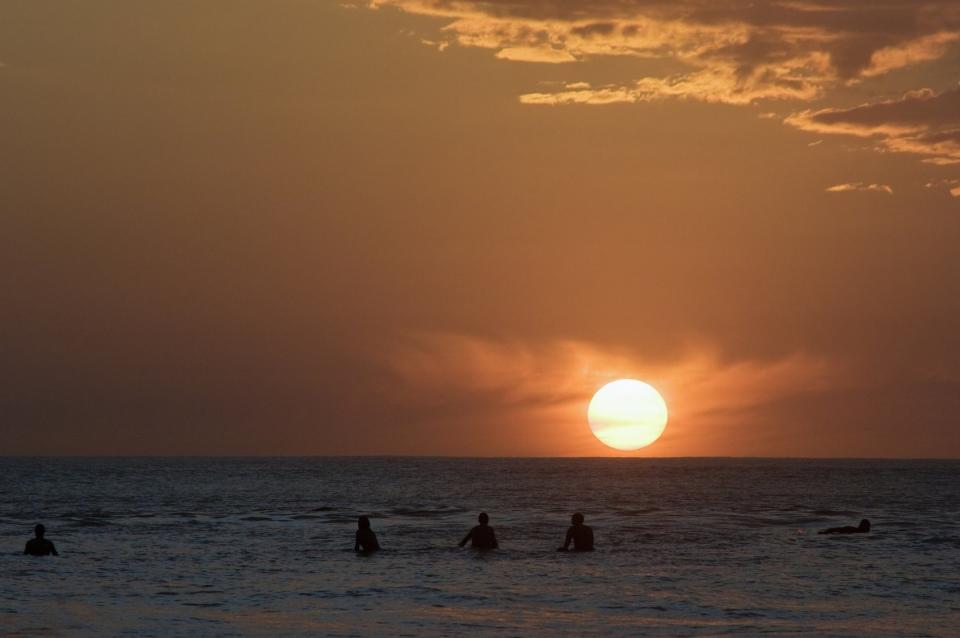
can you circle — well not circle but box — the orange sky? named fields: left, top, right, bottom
left=2, top=1, right=959, bottom=456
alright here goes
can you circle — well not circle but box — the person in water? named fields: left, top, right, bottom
left=354, top=516, right=381, bottom=552
left=459, top=512, right=498, bottom=549
left=558, top=512, right=594, bottom=551
left=819, top=518, right=871, bottom=535
left=24, top=524, right=58, bottom=556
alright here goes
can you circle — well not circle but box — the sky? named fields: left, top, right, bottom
left=1, top=0, right=959, bottom=457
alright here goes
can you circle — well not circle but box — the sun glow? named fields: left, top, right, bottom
left=588, top=379, right=668, bottom=451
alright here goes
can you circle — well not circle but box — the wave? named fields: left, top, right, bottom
left=387, top=506, right=468, bottom=518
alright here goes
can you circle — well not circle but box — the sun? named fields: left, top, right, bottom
left=588, top=379, right=668, bottom=451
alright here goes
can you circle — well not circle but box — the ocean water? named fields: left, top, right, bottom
left=2, top=458, right=958, bottom=637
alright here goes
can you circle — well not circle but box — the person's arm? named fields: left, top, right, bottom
left=24, top=542, right=29, bottom=555
left=354, top=530, right=361, bottom=552
left=491, top=529, right=498, bottom=549
left=558, top=527, right=573, bottom=550
left=50, top=543, right=58, bottom=557
left=458, top=528, right=473, bottom=547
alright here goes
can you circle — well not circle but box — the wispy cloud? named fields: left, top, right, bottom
left=495, top=46, right=577, bottom=63
left=420, top=38, right=449, bottom=52
left=859, top=32, right=960, bottom=78
left=371, top=1, right=960, bottom=190
left=925, top=178, right=960, bottom=197
left=521, top=65, right=825, bottom=105
left=384, top=333, right=844, bottom=455
left=826, top=182, right=894, bottom=194
left=785, top=86, right=960, bottom=165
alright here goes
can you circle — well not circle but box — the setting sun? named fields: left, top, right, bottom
left=588, top=379, right=669, bottom=451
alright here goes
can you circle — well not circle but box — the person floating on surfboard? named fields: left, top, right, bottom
left=818, top=518, right=870, bottom=535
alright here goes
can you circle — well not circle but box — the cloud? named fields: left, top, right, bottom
left=925, top=178, right=960, bottom=197
left=371, top=0, right=960, bottom=104
left=860, top=32, right=960, bottom=78
left=786, top=86, right=960, bottom=165
left=420, top=38, right=450, bottom=51
left=374, top=0, right=960, bottom=188
left=521, top=63, right=825, bottom=105
left=495, top=46, right=577, bottom=63
left=520, top=85, right=637, bottom=105
left=825, top=182, right=893, bottom=194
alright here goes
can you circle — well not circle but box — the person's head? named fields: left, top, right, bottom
left=478, top=512, right=489, bottom=525
left=571, top=512, right=585, bottom=526
left=34, top=524, right=45, bottom=539
left=358, top=516, right=371, bottom=530
left=858, top=519, right=871, bottom=532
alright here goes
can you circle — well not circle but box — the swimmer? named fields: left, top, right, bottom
left=458, top=512, right=498, bottom=549
left=354, top=516, right=381, bottom=552
left=558, top=512, right=594, bottom=551
left=24, top=524, right=58, bottom=556
left=818, top=518, right=871, bottom=535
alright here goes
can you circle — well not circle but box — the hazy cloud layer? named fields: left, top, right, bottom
left=373, top=0, right=960, bottom=104
left=385, top=334, right=844, bottom=455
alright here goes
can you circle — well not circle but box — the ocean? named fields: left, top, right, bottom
left=2, top=458, right=958, bottom=636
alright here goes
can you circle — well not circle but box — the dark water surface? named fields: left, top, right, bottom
left=2, top=458, right=959, bottom=636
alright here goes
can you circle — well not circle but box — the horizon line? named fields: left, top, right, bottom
left=2, top=454, right=958, bottom=461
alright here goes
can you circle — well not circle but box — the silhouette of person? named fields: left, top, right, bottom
left=24, top=524, right=58, bottom=556
left=558, top=512, right=594, bottom=551
left=818, top=519, right=871, bottom=535
left=459, top=512, right=498, bottom=549
left=354, top=516, right=381, bottom=552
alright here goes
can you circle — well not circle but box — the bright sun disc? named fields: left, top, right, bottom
left=588, top=379, right=668, bottom=451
